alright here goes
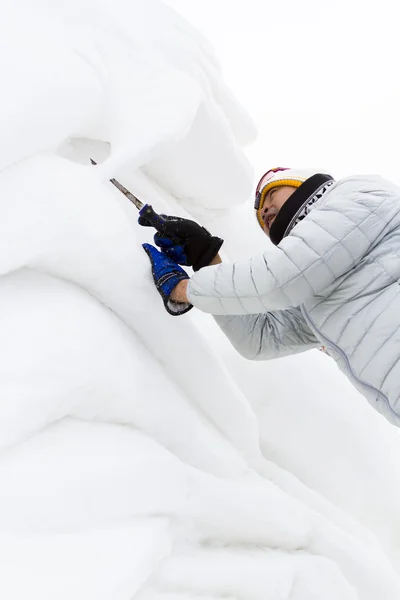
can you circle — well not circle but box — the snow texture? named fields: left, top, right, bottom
left=1, top=0, right=400, bottom=598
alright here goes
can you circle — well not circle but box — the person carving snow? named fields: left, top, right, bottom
left=141, top=167, right=400, bottom=426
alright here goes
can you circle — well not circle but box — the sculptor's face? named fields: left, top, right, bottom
left=260, top=185, right=296, bottom=236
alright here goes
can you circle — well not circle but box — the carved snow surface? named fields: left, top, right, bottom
left=0, top=1, right=400, bottom=599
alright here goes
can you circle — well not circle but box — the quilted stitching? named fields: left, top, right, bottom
left=187, top=175, right=400, bottom=425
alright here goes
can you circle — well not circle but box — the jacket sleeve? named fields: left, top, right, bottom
left=213, top=307, right=320, bottom=360
left=187, top=178, right=399, bottom=315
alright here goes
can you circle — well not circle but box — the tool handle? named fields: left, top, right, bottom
left=139, top=204, right=168, bottom=230
left=139, top=204, right=185, bottom=244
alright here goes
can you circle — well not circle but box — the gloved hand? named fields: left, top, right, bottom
left=139, top=211, right=223, bottom=271
left=142, top=243, right=193, bottom=316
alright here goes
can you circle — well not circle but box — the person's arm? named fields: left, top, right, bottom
left=213, top=309, right=320, bottom=360
left=169, top=253, right=318, bottom=359
left=170, top=253, right=221, bottom=303
left=183, top=181, right=399, bottom=315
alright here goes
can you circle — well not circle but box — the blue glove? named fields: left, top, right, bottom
left=142, top=243, right=193, bottom=316
left=153, top=233, right=187, bottom=264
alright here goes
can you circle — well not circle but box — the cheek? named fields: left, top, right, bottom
left=272, top=198, right=285, bottom=211
left=274, top=191, right=292, bottom=210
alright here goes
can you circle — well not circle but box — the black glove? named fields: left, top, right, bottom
left=139, top=211, right=223, bottom=271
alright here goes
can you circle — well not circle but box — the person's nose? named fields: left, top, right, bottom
left=262, top=202, right=270, bottom=218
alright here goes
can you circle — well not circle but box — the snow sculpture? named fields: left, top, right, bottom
left=1, top=1, right=400, bottom=598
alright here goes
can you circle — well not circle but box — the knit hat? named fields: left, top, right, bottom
left=254, top=167, right=335, bottom=245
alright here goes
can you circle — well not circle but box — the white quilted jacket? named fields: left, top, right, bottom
left=187, top=175, right=400, bottom=426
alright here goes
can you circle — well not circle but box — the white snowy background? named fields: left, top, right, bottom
left=1, top=0, right=400, bottom=598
